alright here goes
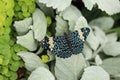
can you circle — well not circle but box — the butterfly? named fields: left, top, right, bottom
left=42, top=27, right=90, bottom=58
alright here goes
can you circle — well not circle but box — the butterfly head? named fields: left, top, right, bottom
left=81, top=27, right=90, bottom=40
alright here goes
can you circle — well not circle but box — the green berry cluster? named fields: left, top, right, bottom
left=14, top=0, right=36, bottom=20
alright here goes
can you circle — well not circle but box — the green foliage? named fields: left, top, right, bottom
left=14, top=0, right=36, bottom=20
left=0, top=0, right=28, bottom=79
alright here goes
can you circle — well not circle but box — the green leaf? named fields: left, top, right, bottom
left=101, top=57, right=120, bottom=75
left=12, top=52, right=21, bottom=61
left=9, top=71, right=18, bottom=80
left=60, top=5, right=82, bottom=31
left=46, top=16, right=52, bottom=26
left=4, top=17, right=12, bottom=28
left=82, top=0, right=120, bottom=15
left=17, top=52, right=48, bottom=71
left=0, top=55, right=3, bottom=64
left=80, top=66, right=110, bottom=80
left=0, top=35, right=10, bottom=43
left=28, top=67, right=55, bottom=80
left=55, top=54, right=86, bottom=80
left=32, top=8, right=47, bottom=41
left=1, top=66, right=8, bottom=75
left=103, top=42, right=120, bottom=56
left=9, top=61, right=19, bottom=71
left=37, top=0, right=72, bottom=11
left=9, top=39, right=15, bottom=46
left=13, top=44, right=22, bottom=52
left=0, top=75, right=3, bottom=80
left=17, top=30, right=37, bottom=51
left=13, top=17, right=32, bottom=35
left=55, top=15, right=68, bottom=36
left=89, top=17, right=114, bottom=31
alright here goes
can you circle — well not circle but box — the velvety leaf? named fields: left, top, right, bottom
left=94, top=27, right=107, bottom=44
left=101, top=57, right=120, bottom=75
left=82, top=44, right=92, bottom=60
left=106, top=33, right=117, bottom=42
left=60, top=5, right=82, bottom=31
left=32, top=8, right=47, bottom=41
left=47, top=51, right=55, bottom=61
left=55, top=15, right=68, bottom=36
left=36, top=2, right=55, bottom=17
left=74, top=16, right=88, bottom=31
left=17, top=30, right=37, bottom=51
left=28, top=67, right=55, bottom=80
left=80, top=66, right=110, bottom=80
left=89, top=17, right=114, bottom=30
left=55, top=54, right=86, bottom=80
left=38, top=0, right=72, bottom=11
left=82, top=0, right=120, bottom=15
left=13, top=18, right=32, bottom=35
left=95, top=55, right=102, bottom=66
left=17, top=52, right=48, bottom=71
left=87, top=30, right=100, bottom=51
left=103, top=42, right=120, bottom=56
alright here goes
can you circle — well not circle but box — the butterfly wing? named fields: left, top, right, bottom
left=42, top=27, right=90, bottom=58
left=52, top=36, right=72, bottom=58
left=68, top=31, right=84, bottom=54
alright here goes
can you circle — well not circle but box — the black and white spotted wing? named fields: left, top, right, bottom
left=42, top=27, right=90, bottom=58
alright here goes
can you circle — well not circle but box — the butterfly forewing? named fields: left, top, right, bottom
left=68, top=31, right=84, bottom=54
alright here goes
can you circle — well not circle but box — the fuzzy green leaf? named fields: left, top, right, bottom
left=103, top=42, right=120, bottom=56
left=106, top=33, right=117, bottom=42
left=101, top=57, right=120, bottom=75
left=80, top=66, right=110, bottom=80
left=55, top=54, right=86, bottom=80
left=89, top=17, right=114, bottom=31
left=86, top=29, right=100, bottom=51
left=38, top=0, right=72, bottom=11
left=28, top=67, right=55, bottom=80
left=32, top=8, right=47, bottom=41
left=36, top=2, right=54, bottom=17
left=82, top=44, right=92, bottom=60
left=17, top=30, right=37, bottom=51
left=60, top=5, right=82, bottom=31
left=13, top=18, right=32, bottom=35
left=17, top=52, right=48, bottom=71
left=94, top=27, right=106, bottom=44
left=95, top=55, right=102, bottom=66
left=55, top=15, right=68, bottom=36
left=82, top=0, right=120, bottom=15
left=74, top=16, right=88, bottom=30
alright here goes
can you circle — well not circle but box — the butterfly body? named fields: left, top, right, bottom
left=42, top=27, right=90, bottom=58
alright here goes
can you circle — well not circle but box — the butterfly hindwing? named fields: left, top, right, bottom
left=52, top=36, right=72, bottom=58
